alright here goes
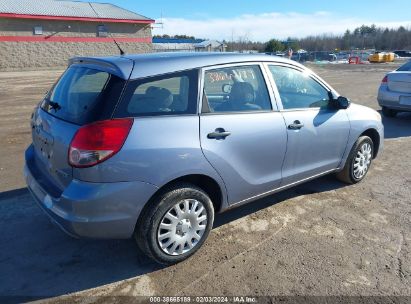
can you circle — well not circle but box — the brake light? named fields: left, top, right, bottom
left=382, top=75, right=388, bottom=83
left=69, top=118, right=133, bottom=168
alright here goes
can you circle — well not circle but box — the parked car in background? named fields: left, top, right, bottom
left=266, top=52, right=286, bottom=57
left=393, top=50, right=411, bottom=58
left=291, top=51, right=309, bottom=63
left=378, top=59, right=411, bottom=117
left=309, top=51, right=337, bottom=62
left=24, top=53, right=383, bottom=264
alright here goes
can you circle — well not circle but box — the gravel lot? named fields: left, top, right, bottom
left=0, top=61, right=410, bottom=303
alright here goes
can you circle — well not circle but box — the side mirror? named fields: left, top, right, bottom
left=336, top=96, right=351, bottom=109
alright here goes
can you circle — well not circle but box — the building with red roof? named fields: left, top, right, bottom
left=0, top=0, right=154, bottom=69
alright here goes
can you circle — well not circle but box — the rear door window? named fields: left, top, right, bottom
left=41, top=66, right=126, bottom=125
left=203, top=65, right=272, bottom=113
left=114, top=69, right=199, bottom=117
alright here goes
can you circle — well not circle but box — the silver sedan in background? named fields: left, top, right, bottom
left=378, top=60, right=411, bottom=117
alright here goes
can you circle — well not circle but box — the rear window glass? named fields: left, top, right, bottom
left=114, top=69, right=199, bottom=117
left=397, top=60, right=411, bottom=71
left=41, top=66, right=126, bottom=125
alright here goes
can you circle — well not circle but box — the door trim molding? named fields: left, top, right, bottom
left=228, top=168, right=339, bottom=208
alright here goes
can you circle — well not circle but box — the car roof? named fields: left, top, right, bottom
left=70, top=52, right=303, bottom=80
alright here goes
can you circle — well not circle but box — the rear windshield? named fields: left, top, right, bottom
left=41, top=66, right=126, bottom=125
left=397, top=60, right=411, bottom=71
left=114, top=69, right=199, bottom=117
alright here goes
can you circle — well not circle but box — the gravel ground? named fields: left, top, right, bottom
left=0, top=61, right=410, bottom=303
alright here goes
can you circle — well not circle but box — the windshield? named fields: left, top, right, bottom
left=41, top=66, right=126, bottom=125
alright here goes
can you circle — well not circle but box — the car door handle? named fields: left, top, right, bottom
left=288, top=120, right=304, bottom=130
left=207, top=128, right=231, bottom=139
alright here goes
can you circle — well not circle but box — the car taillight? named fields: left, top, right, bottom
left=69, top=118, right=133, bottom=168
left=382, top=75, right=388, bottom=83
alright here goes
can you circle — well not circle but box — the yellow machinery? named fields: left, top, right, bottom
left=368, top=52, right=395, bottom=63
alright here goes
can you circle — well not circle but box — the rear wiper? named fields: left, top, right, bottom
left=49, top=101, right=61, bottom=112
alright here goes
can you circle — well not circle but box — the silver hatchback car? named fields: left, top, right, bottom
left=25, top=53, right=383, bottom=264
left=378, top=59, right=411, bottom=117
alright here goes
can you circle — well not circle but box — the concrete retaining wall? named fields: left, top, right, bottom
left=0, top=41, right=152, bottom=70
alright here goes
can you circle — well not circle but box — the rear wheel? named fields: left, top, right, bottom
left=382, top=106, right=397, bottom=117
left=135, top=183, right=214, bottom=265
left=336, top=136, right=374, bottom=184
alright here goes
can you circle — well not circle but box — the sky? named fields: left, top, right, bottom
left=89, top=0, right=411, bottom=41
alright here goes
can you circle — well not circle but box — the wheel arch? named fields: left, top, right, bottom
left=360, top=128, right=380, bottom=158
left=135, top=174, right=225, bottom=233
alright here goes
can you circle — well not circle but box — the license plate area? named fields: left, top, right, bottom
left=33, top=127, right=54, bottom=163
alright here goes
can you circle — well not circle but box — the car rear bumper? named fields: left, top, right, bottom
left=24, top=147, right=159, bottom=239
left=378, top=85, right=411, bottom=111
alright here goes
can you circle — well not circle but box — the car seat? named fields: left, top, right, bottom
left=215, top=82, right=261, bottom=112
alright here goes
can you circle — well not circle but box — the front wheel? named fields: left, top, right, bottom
left=135, top=183, right=214, bottom=265
left=336, top=136, right=374, bottom=184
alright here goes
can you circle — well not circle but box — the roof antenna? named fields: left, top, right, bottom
left=104, top=26, right=125, bottom=55
left=112, top=38, right=125, bottom=55
left=88, top=2, right=125, bottom=55
left=105, top=28, right=125, bottom=55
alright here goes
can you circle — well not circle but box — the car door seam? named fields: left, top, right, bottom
left=337, top=110, right=352, bottom=169
left=198, top=115, right=230, bottom=209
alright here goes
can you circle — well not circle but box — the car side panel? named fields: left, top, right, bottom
left=339, top=103, right=384, bottom=168
left=200, top=112, right=288, bottom=205
left=280, top=108, right=350, bottom=185
left=73, top=116, right=229, bottom=206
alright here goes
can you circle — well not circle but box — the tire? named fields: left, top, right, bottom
left=134, top=183, right=214, bottom=265
left=382, top=106, right=397, bottom=117
left=336, top=136, right=374, bottom=184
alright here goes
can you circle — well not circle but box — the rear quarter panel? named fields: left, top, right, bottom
left=73, top=116, right=228, bottom=206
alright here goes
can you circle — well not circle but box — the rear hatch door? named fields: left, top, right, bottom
left=31, top=108, right=79, bottom=194
left=388, top=72, right=411, bottom=94
left=29, top=62, right=130, bottom=195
